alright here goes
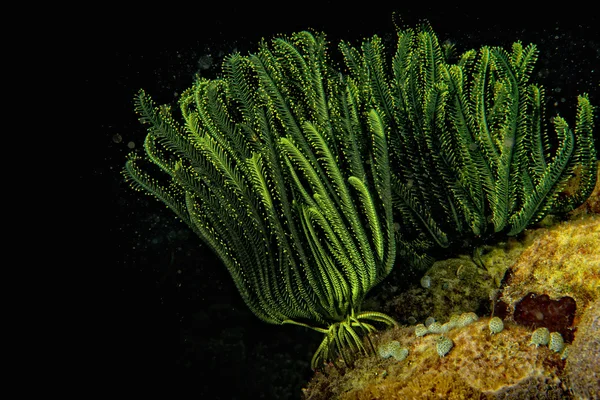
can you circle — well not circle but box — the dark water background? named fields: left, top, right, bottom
left=84, top=4, right=598, bottom=398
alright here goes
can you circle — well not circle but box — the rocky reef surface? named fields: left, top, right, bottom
left=302, top=167, right=599, bottom=399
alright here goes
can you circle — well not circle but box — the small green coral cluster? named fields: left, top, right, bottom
left=529, top=327, right=550, bottom=346
left=377, top=340, right=409, bottom=361
left=414, top=313, right=569, bottom=360
left=436, top=336, right=454, bottom=357
left=548, top=332, right=565, bottom=353
left=415, top=324, right=429, bottom=337
left=529, top=327, right=569, bottom=359
left=414, top=312, right=479, bottom=338
left=530, top=327, right=566, bottom=355
left=488, top=316, right=504, bottom=335
left=411, top=312, right=483, bottom=358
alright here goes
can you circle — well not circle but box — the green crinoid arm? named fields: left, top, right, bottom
left=550, top=94, right=598, bottom=212
left=508, top=116, right=574, bottom=234
left=125, top=29, right=399, bottom=370
left=124, top=24, right=597, bottom=371
left=284, top=309, right=398, bottom=370
left=342, top=24, right=598, bottom=256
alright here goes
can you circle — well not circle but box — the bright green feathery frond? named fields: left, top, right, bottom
left=507, top=116, right=575, bottom=234
left=124, top=23, right=596, bottom=370
left=124, top=30, right=397, bottom=370
left=340, top=23, right=597, bottom=264
left=348, top=175, right=384, bottom=262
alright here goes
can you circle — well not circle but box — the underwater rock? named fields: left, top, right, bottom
left=565, top=298, right=600, bottom=400
left=303, top=170, right=600, bottom=399
left=500, top=213, right=600, bottom=329
left=384, top=256, right=500, bottom=324
left=513, top=293, right=577, bottom=342
left=302, top=318, right=568, bottom=399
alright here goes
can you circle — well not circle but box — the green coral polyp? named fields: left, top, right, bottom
left=415, top=312, right=481, bottom=338
left=436, top=335, right=454, bottom=357
left=560, top=344, right=569, bottom=360
left=378, top=340, right=409, bottom=361
left=548, top=332, right=565, bottom=353
left=457, top=312, right=479, bottom=328
left=489, top=316, right=504, bottom=335
left=428, top=321, right=445, bottom=334
left=415, top=324, right=429, bottom=337
left=530, top=327, right=551, bottom=347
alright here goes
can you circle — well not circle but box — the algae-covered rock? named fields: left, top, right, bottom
left=302, top=164, right=600, bottom=399
left=565, top=298, right=600, bottom=400
left=380, top=230, right=542, bottom=326
left=302, top=318, right=568, bottom=399
left=500, top=214, right=600, bottom=325
left=383, top=255, right=502, bottom=324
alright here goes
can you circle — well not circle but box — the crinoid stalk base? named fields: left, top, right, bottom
left=285, top=310, right=397, bottom=370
